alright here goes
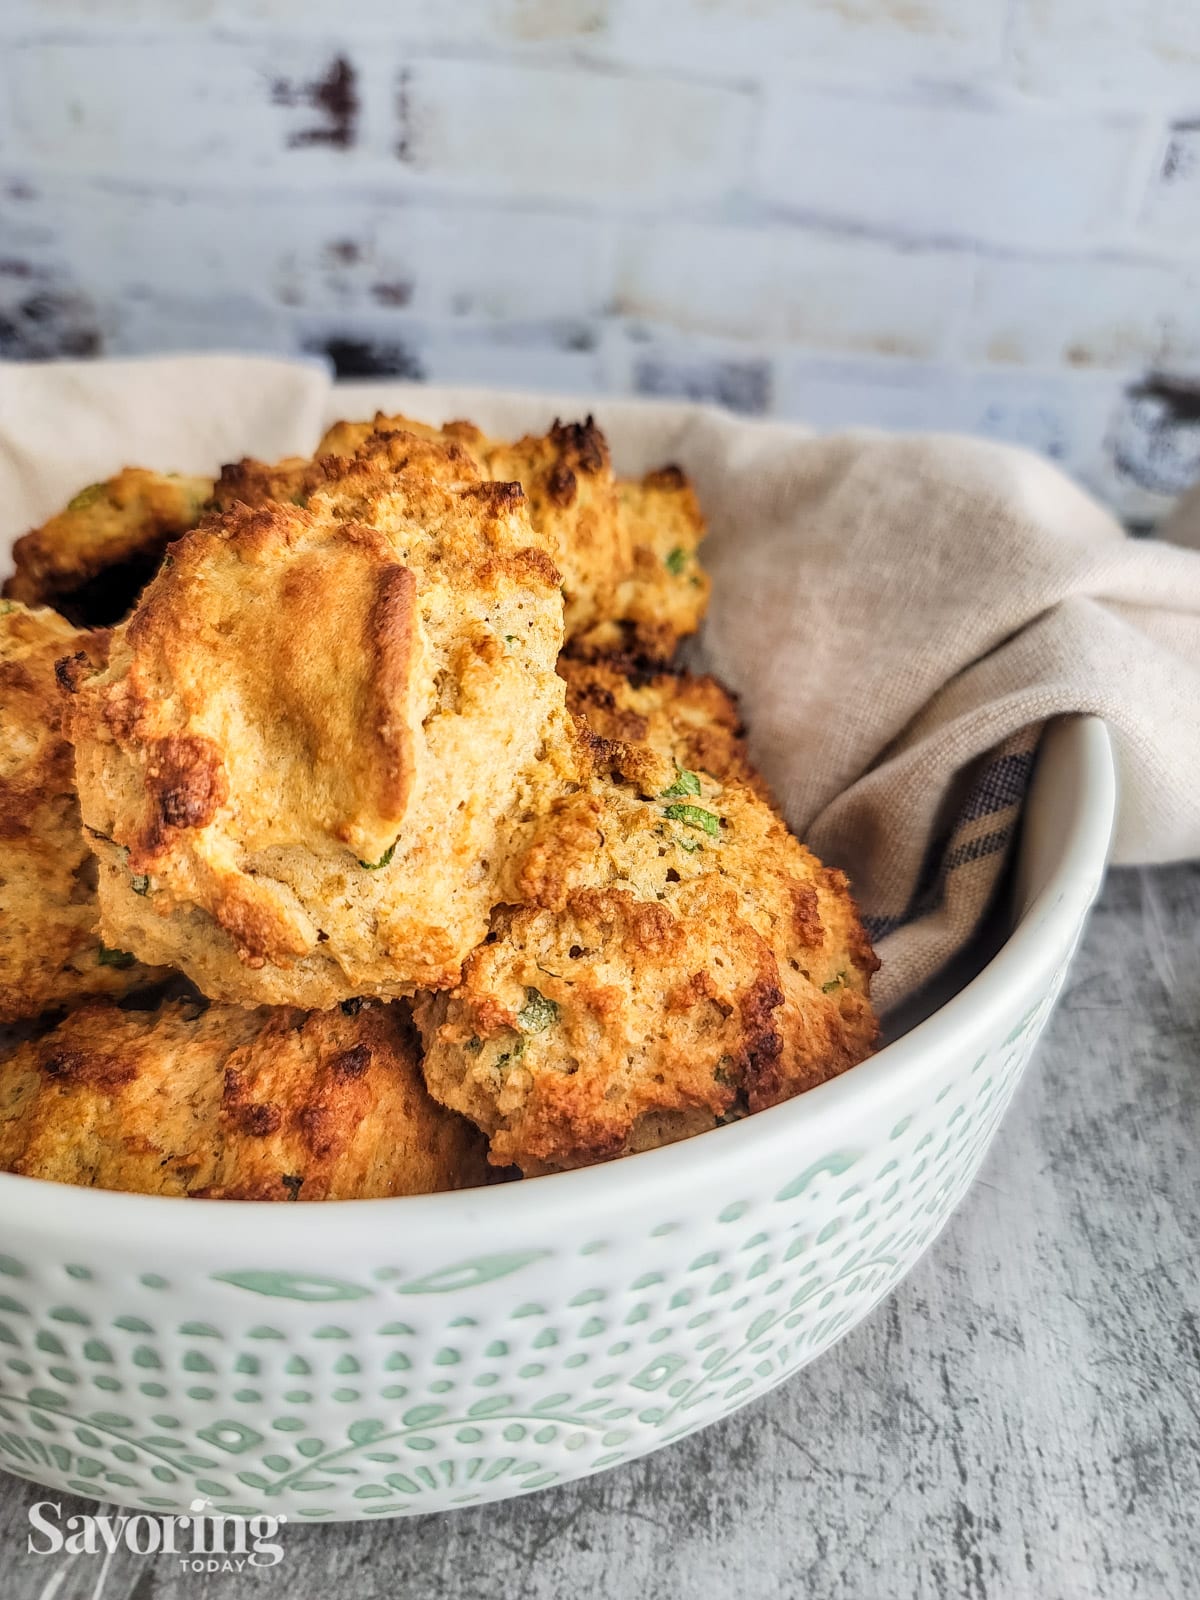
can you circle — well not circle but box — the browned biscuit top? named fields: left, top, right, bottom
left=0, top=602, right=166, bottom=1023
left=63, top=435, right=578, bottom=1007
left=3, top=469, right=214, bottom=626
left=416, top=662, right=878, bottom=1175
left=0, top=996, right=490, bottom=1200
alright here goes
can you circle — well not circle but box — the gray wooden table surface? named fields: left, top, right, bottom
left=1, top=863, right=1197, bottom=1600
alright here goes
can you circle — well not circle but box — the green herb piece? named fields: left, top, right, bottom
left=505, top=634, right=520, bottom=646
left=676, top=835, right=704, bottom=853
left=518, top=988, right=559, bottom=1033
left=0, top=601, right=15, bottom=616
left=131, top=874, right=151, bottom=897
left=660, top=767, right=701, bottom=799
left=67, top=483, right=108, bottom=512
left=290, top=491, right=309, bottom=508
left=713, top=1061, right=736, bottom=1087
left=821, top=971, right=847, bottom=994
left=663, top=803, right=719, bottom=837
left=496, top=1036, right=527, bottom=1068
left=359, top=841, right=397, bottom=871
left=97, top=944, right=136, bottom=969
left=665, top=546, right=688, bottom=575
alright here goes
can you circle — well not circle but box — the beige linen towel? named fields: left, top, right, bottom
left=4, top=359, right=1199, bottom=1013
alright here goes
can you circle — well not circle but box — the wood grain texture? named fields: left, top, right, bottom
left=2, top=862, right=1197, bottom=1600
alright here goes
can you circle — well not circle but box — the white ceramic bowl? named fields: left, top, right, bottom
left=0, top=716, right=1115, bottom=1520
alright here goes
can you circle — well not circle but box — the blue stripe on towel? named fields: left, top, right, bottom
left=957, top=751, right=1035, bottom=824
left=942, top=825, right=1012, bottom=874
left=861, top=747, right=1035, bottom=943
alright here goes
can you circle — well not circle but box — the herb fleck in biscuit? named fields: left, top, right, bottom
left=0, top=601, right=166, bottom=1022
left=0, top=997, right=489, bottom=1199
left=415, top=664, right=879, bottom=1174
left=64, top=436, right=577, bottom=1007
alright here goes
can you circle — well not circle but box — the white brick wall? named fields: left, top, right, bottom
left=598, top=0, right=1009, bottom=82
left=755, top=90, right=1146, bottom=251
left=964, top=255, right=1200, bottom=371
left=1, top=1, right=1198, bottom=520
left=1141, top=124, right=1200, bottom=243
left=613, top=223, right=970, bottom=357
left=1010, top=0, right=1200, bottom=104
left=398, top=61, right=754, bottom=205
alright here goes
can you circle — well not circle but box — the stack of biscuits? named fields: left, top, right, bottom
left=0, top=410, right=878, bottom=1198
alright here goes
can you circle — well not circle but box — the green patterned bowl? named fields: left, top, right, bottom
left=0, top=717, right=1114, bottom=1520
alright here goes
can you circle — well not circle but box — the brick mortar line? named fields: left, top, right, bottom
left=1, top=167, right=1195, bottom=272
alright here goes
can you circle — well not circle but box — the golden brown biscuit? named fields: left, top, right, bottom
left=559, top=655, right=758, bottom=792
left=318, top=413, right=627, bottom=639
left=64, top=439, right=578, bottom=1008
left=476, top=421, right=631, bottom=643
left=317, top=412, right=481, bottom=464
left=211, top=428, right=482, bottom=515
left=208, top=454, right=313, bottom=512
left=415, top=672, right=878, bottom=1175
left=316, top=413, right=708, bottom=657
left=0, top=602, right=166, bottom=1022
left=4, top=419, right=708, bottom=658
left=0, top=996, right=489, bottom=1198
left=3, top=470, right=214, bottom=626
left=569, top=466, right=710, bottom=663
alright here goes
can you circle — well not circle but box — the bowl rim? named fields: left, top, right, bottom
left=0, top=716, right=1116, bottom=1254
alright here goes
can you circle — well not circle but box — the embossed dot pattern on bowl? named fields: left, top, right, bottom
left=0, top=983, right=1066, bottom=1518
